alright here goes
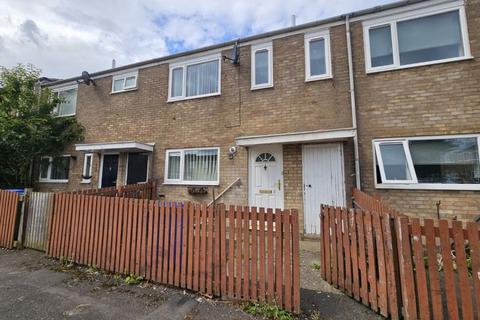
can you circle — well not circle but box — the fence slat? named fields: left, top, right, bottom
left=200, top=204, right=208, bottom=293
left=439, top=220, right=459, bottom=320
left=397, top=217, right=417, bottom=320
left=219, top=204, right=227, bottom=296
left=291, top=209, right=301, bottom=314
left=187, top=203, right=195, bottom=290
left=266, top=208, right=274, bottom=303
left=373, top=212, right=387, bottom=316
left=336, top=207, right=344, bottom=291
left=383, top=214, right=400, bottom=320
left=424, top=219, right=443, bottom=320
left=228, top=206, right=235, bottom=298
left=330, top=207, right=338, bottom=287
left=356, top=209, right=368, bottom=305
left=283, top=210, right=292, bottom=311
left=244, top=207, right=251, bottom=300
left=193, top=204, right=201, bottom=292
left=342, top=208, right=352, bottom=297
left=365, top=211, right=378, bottom=311
left=452, top=220, right=474, bottom=320
left=207, top=205, right=215, bottom=296
left=411, top=218, right=430, bottom=320
left=467, top=222, right=480, bottom=318
left=258, top=207, right=266, bottom=303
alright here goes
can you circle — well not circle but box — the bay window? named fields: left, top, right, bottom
left=39, top=156, right=70, bottom=183
left=364, top=4, right=471, bottom=73
left=374, top=135, right=480, bottom=190
left=168, top=54, right=221, bottom=101
left=165, top=147, right=219, bottom=185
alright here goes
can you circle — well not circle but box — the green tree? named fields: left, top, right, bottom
left=0, top=64, right=84, bottom=188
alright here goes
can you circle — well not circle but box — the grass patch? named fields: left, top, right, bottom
left=124, top=274, right=144, bottom=285
left=310, top=261, right=321, bottom=271
left=243, top=302, right=293, bottom=320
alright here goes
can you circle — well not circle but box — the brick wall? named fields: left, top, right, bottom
left=353, top=0, right=480, bottom=219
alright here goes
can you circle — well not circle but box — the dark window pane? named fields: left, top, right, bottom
left=398, top=10, right=464, bottom=65
left=51, top=157, right=70, bottom=180
left=410, top=138, right=480, bottom=184
left=40, top=158, right=50, bottom=179
left=127, top=153, right=149, bottom=184
left=369, top=25, right=394, bottom=67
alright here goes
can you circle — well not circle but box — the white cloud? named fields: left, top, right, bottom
left=0, top=0, right=391, bottom=79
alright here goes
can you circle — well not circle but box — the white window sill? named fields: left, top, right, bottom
left=81, top=179, right=92, bottom=184
left=366, top=56, right=474, bottom=74
left=305, top=74, right=333, bottom=82
left=39, top=179, right=69, bottom=184
left=54, top=113, right=76, bottom=118
left=164, top=181, right=219, bottom=186
left=375, top=183, right=480, bottom=191
left=251, top=84, right=273, bottom=91
left=111, top=87, right=138, bottom=94
left=167, top=92, right=221, bottom=103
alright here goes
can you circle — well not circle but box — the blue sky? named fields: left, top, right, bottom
left=0, top=0, right=392, bottom=79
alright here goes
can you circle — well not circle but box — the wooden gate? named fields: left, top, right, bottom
left=0, top=189, right=20, bottom=249
left=24, top=192, right=53, bottom=251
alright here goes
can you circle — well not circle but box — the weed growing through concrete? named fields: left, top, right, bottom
left=310, top=261, right=321, bottom=271
left=243, top=302, right=293, bottom=320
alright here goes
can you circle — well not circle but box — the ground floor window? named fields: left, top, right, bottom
left=165, top=147, right=219, bottom=185
left=126, top=153, right=149, bottom=185
left=39, top=156, right=70, bottom=183
left=374, top=135, right=480, bottom=190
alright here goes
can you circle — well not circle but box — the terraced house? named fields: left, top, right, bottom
left=38, top=0, right=480, bottom=235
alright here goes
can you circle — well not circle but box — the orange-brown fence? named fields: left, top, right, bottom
left=0, top=190, right=20, bottom=249
left=320, top=205, right=401, bottom=319
left=321, top=191, right=480, bottom=320
left=352, top=188, right=402, bottom=217
left=70, top=180, right=157, bottom=199
left=46, top=193, right=300, bottom=312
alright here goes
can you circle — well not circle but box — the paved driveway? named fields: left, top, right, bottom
left=0, top=249, right=256, bottom=320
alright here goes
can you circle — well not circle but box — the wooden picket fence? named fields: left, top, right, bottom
left=70, top=180, right=157, bottom=200
left=321, top=190, right=480, bottom=320
left=0, top=190, right=20, bottom=249
left=46, top=193, right=300, bottom=312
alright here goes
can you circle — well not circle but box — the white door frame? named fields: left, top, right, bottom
left=248, top=144, right=285, bottom=209
left=302, top=143, right=346, bottom=232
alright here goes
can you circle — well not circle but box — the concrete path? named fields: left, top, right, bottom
left=0, top=249, right=256, bottom=320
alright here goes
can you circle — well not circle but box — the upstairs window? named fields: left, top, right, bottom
left=112, top=71, right=138, bottom=93
left=364, top=5, right=470, bottom=73
left=374, top=135, right=480, bottom=190
left=168, top=54, right=221, bottom=101
left=53, top=85, right=77, bottom=117
left=251, top=42, right=273, bottom=89
left=39, top=156, right=70, bottom=183
left=165, top=147, right=219, bottom=185
left=305, top=31, right=332, bottom=81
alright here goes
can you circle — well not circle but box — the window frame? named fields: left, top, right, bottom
left=304, top=30, right=332, bottom=81
left=39, top=155, right=70, bottom=183
left=168, top=54, right=222, bottom=102
left=373, top=134, right=480, bottom=190
left=125, top=152, right=150, bottom=185
left=81, top=153, right=93, bottom=184
left=111, top=71, right=138, bottom=93
left=52, top=84, right=78, bottom=117
left=251, top=42, right=273, bottom=90
left=164, top=147, right=220, bottom=185
left=363, top=2, right=472, bottom=74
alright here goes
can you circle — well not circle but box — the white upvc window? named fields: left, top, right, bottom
left=251, top=42, right=273, bottom=90
left=374, top=134, right=480, bottom=190
left=304, top=30, right=332, bottom=81
left=168, top=54, right=221, bottom=102
left=164, top=147, right=220, bottom=185
left=111, top=71, right=138, bottom=93
left=363, top=2, right=471, bottom=73
left=81, top=153, right=93, bottom=183
left=39, top=155, right=70, bottom=183
left=53, top=84, right=78, bottom=117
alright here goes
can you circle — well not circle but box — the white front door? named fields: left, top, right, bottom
left=303, top=143, right=346, bottom=235
left=249, top=145, right=284, bottom=209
